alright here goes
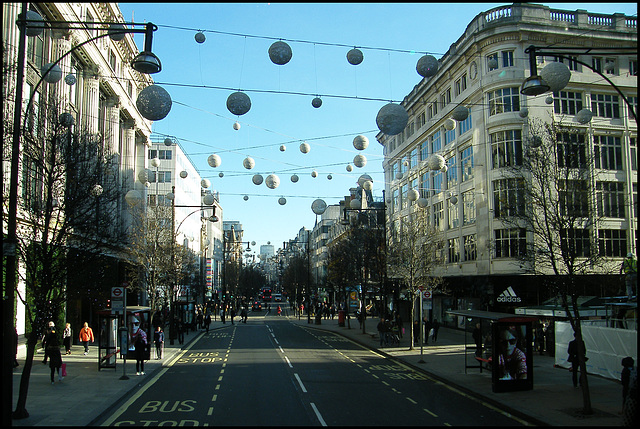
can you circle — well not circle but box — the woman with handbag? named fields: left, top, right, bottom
left=45, top=327, right=63, bottom=384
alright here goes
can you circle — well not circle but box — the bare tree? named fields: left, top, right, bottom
left=500, top=117, right=617, bottom=414
left=6, top=98, right=124, bottom=419
left=387, top=209, right=444, bottom=350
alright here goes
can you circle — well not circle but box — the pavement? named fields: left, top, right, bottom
left=11, top=310, right=626, bottom=426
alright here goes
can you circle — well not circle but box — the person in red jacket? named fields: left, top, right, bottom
left=78, top=322, right=94, bottom=356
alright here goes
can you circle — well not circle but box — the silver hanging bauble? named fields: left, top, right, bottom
left=327, top=174, right=333, bottom=180
left=519, top=108, right=529, bottom=118
left=180, top=170, right=188, bottom=179
left=58, top=112, right=74, bottom=127
left=291, top=174, right=299, bottom=183
left=91, top=184, right=104, bottom=197
left=24, top=11, right=45, bottom=37
left=137, top=168, right=151, bottom=184
left=243, top=156, right=255, bottom=170
left=428, top=154, right=446, bottom=171
left=233, top=121, right=241, bottom=130
left=226, top=91, right=251, bottom=116
left=311, top=199, right=327, bottom=215
left=195, top=32, right=206, bottom=44
left=395, top=172, right=404, bottom=180
left=311, top=170, right=318, bottom=178
left=41, top=63, right=63, bottom=83
left=545, top=96, right=554, bottom=105
left=278, top=197, right=287, bottom=206
left=108, top=23, right=126, bottom=41
left=203, top=193, right=215, bottom=206
left=346, top=164, right=353, bottom=172
left=416, top=55, right=439, bottom=78
left=265, top=174, right=280, bottom=189
left=353, top=135, right=369, bottom=151
left=218, top=172, right=224, bottom=178
left=64, top=73, right=77, bottom=86
left=417, top=197, right=429, bottom=208
left=450, top=195, right=458, bottom=205
left=299, top=142, right=310, bottom=154
left=353, top=154, right=367, bottom=168
left=443, top=118, right=457, bottom=131
left=164, top=137, right=174, bottom=146
left=358, top=174, right=373, bottom=187
left=208, top=154, right=221, bottom=168
left=137, top=85, right=172, bottom=121
left=350, top=198, right=362, bottom=209
left=268, top=41, right=293, bottom=65
left=243, top=195, right=249, bottom=201
left=201, top=179, right=211, bottom=188
left=346, top=48, right=364, bottom=65
left=363, top=180, right=373, bottom=191
left=125, top=190, right=143, bottom=206
left=408, top=189, right=420, bottom=202
left=376, top=103, right=408, bottom=136
left=540, top=61, right=571, bottom=93
left=252, top=174, right=264, bottom=185
left=451, top=105, right=469, bottom=122
left=575, top=109, right=593, bottom=124
left=312, top=97, right=322, bottom=108
left=488, top=58, right=499, bottom=69
left=280, top=144, right=286, bottom=152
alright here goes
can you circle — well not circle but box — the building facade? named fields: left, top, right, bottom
left=3, top=2, right=156, bottom=335
left=376, top=4, right=637, bottom=322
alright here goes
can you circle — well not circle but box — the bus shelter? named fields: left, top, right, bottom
left=446, top=309, right=538, bottom=392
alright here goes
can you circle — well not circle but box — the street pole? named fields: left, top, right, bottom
left=419, top=290, right=425, bottom=363
left=4, top=4, right=27, bottom=423
left=120, top=288, right=129, bottom=380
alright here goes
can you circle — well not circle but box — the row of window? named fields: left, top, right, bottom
left=446, top=228, right=630, bottom=263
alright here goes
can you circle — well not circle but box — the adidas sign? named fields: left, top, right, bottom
left=497, top=286, right=522, bottom=303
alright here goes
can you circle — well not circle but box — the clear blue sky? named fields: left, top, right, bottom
left=117, top=2, right=637, bottom=252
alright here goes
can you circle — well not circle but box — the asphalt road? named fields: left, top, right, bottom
left=97, top=313, right=525, bottom=426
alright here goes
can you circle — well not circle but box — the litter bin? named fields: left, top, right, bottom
left=338, top=310, right=345, bottom=327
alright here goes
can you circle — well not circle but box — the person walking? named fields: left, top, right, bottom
left=63, top=322, right=72, bottom=355
left=431, top=319, right=440, bottom=342
left=377, top=318, right=387, bottom=347
left=205, top=313, right=211, bottom=332
left=42, top=321, right=55, bottom=364
left=79, top=322, right=94, bottom=355
left=567, top=333, right=587, bottom=388
left=133, top=323, right=148, bottom=375
left=622, top=357, right=635, bottom=412
left=45, top=327, right=63, bottom=384
left=620, top=253, right=637, bottom=300
left=395, top=313, right=404, bottom=339
left=153, top=326, right=164, bottom=360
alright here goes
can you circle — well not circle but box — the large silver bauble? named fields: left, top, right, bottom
left=64, top=73, right=77, bottom=86
left=443, top=118, right=457, bottom=131
left=201, top=179, right=211, bottom=188
left=428, top=154, right=446, bottom=171
left=540, top=61, right=571, bottom=93
left=353, top=154, right=367, bottom=168
left=41, top=63, right=63, bottom=83
left=451, top=105, right=469, bottom=122
left=208, top=154, right=221, bottom=167
left=300, top=142, right=310, bottom=153
left=203, top=193, right=215, bottom=205
left=312, top=97, right=322, bottom=108
left=291, top=174, right=299, bottom=183
left=195, top=32, right=206, bottom=44
left=311, top=199, right=327, bottom=215
left=268, top=41, right=293, bottom=65
left=353, top=135, right=369, bottom=150
left=417, top=197, right=429, bottom=208
left=376, top=103, right=408, bottom=136
left=243, top=157, right=255, bottom=170
left=358, top=174, right=373, bottom=187
left=575, top=109, right=593, bottom=124
left=125, top=190, right=143, bottom=206
left=416, top=55, right=439, bottom=78
left=226, top=91, right=251, bottom=116
left=137, top=85, right=172, bottom=121
left=25, top=11, right=45, bottom=36
left=408, top=189, right=420, bottom=202
left=346, top=48, right=364, bottom=65
left=265, top=174, right=280, bottom=189
left=252, top=174, right=264, bottom=185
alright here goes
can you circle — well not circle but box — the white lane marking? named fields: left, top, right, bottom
left=294, top=373, right=307, bottom=393
left=279, top=346, right=285, bottom=353
left=310, top=403, right=327, bottom=426
left=284, top=356, right=293, bottom=368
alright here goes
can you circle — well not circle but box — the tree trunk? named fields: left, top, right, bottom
left=13, top=332, right=38, bottom=419
left=409, top=293, right=415, bottom=350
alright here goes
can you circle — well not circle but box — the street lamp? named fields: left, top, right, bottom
left=520, top=45, right=637, bottom=122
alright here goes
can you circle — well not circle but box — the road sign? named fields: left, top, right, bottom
left=423, top=290, right=432, bottom=299
left=112, top=287, right=124, bottom=311
left=112, top=287, right=123, bottom=298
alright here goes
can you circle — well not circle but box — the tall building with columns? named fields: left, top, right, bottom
left=3, top=2, right=156, bottom=335
left=376, top=3, right=637, bottom=321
